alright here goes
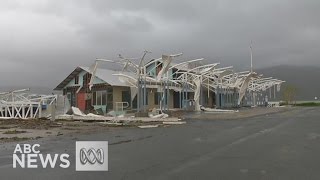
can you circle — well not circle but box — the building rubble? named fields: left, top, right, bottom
left=56, top=106, right=181, bottom=122
left=0, top=89, right=57, bottom=119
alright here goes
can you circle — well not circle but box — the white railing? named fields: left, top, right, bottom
left=0, top=90, right=58, bottom=119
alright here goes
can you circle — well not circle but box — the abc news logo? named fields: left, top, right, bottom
left=76, top=141, right=108, bottom=171
left=13, top=141, right=108, bottom=171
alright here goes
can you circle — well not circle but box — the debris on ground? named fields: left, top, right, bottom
left=163, top=121, right=186, bottom=125
left=200, top=106, right=239, bottom=113
left=149, top=113, right=169, bottom=119
left=138, top=125, right=160, bottom=128
left=99, top=122, right=125, bottom=126
left=0, top=107, right=295, bottom=143
left=72, top=107, right=86, bottom=116
left=56, top=132, right=63, bottom=136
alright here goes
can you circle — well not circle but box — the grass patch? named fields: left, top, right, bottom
left=295, top=102, right=320, bottom=107
left=0, top=126, right=13, bottom=129
left=0, top=137, right=30, bottom=142
left=3, top=129, right=27, bottom=134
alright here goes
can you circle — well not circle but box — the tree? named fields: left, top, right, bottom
left=282, top=84, right=298, bottom=105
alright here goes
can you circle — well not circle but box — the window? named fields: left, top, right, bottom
left=107, top=87, right=113, bottom=110
left=96, top=91, right=102, bottom=105
left=92, top=91, right=96, bottom=105
left=67, top=93, right=71, bottom=104
left=172, top=68, right=178, bottom=79
left=122, top=91, right=131, bottom=107
left=75, top=75, right=79, bottom=85
left=83, top=73, right=92, bottom=85
left=132, top=95, right=137, bottom=109
left=203, top=90, right=208, bottom=105
left=92, top=88, right=113, bottom=111
left=156, top=62, right=163, bottom=75
left=146, top=91, right=148, bottom=105
left=92, top=91, right=107, bottom=105
left=67, top=92, right=76, bottom=107
left=102, top=92, right=107, bottom=105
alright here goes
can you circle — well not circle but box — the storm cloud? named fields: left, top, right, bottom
left=0, top=0, right=319, bottom=89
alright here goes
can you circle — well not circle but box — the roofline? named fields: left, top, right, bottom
left=53, top=67, right=86, bottom=91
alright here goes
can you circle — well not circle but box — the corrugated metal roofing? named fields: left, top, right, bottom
left=80, top=66, right=129, bottom=87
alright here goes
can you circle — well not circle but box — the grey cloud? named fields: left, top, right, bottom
left=0, top=0, right=319, bottom=89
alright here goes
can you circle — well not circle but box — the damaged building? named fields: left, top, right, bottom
left=54, top=52, right=284, bottom=115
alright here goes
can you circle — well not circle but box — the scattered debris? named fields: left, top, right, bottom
left=149, top=113, right=169, bottom=119
left=87, top=113, right=104, bottom=117
left=117, top=114, right=125, bottom=118
left=0, top=88, right=57, bottom=119
left=72, top=107, right=86, bottom=116
left=56, top=132, right=63, bottom=136
left=99, top=122, right=124, bottom=126
left=107, top=111, right=116, bottom=117
left=56, top=113, right=181, bottom=122
left=163, top=121, right=186, bottom=125
left=267, top=101, right=280, bottom=107
left=148, top=108, right=170, bottom=119
left=200, top=106, right=239, bottom=113
left=58, top=107, right=114, bottom=121
left=49, top=124, right=62, bottom=128
left=138, top=125, right=160, bottom=128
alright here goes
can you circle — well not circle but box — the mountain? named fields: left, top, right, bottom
left=0, top=86, right=54, bottom=95
left=1, top=65, right=318, bottom=100
left=256, top=65, right=320, bottom=101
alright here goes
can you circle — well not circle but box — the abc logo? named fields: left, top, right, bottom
left=75, top=141, right=108, bottom=171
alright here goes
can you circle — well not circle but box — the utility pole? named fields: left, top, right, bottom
left=250, top=41, right=253, bottom=73
left=137, top=50, right=151, bottom=114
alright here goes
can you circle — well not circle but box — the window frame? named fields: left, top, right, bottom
left=92, top=90, right=107, bottom=106
left=75, top=75, right=79, bottom=85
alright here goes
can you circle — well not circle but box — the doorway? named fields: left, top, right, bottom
left=173, top=91, right=181, bottom=108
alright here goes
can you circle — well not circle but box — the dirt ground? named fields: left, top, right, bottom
left=0, top=119, right=161, bottom=143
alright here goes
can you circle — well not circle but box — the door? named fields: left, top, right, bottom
left=211, top=92, right=216, bottom=107
left=67, top=92, right=76, bottom=107
left=77, top=92, right=86, bottom=111
left=122, top=91, right=131, bottom=109
left=173, top=91, right=181, bottom=108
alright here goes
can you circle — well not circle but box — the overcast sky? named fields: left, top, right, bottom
left=0, top=0, right=319, bottom=88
